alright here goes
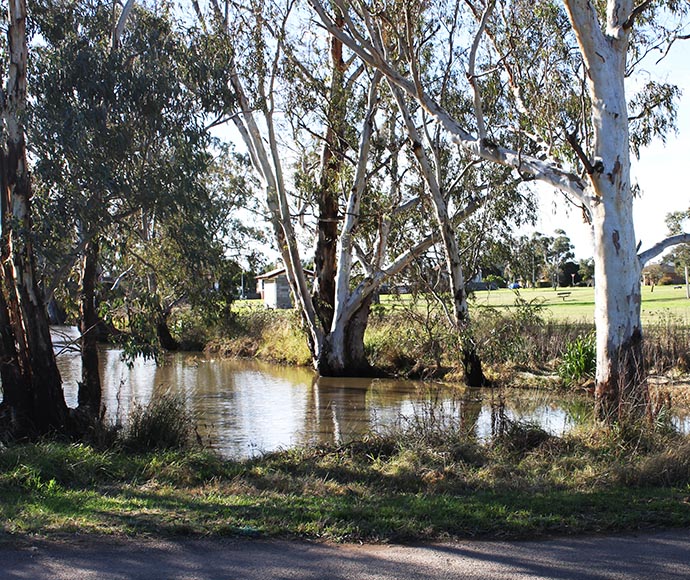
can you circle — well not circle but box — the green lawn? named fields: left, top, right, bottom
left=3, top=435, right=690, bottom=543
left=236, top=285, right=690, bottom=324
left=469, top=285, right=690, bottom=323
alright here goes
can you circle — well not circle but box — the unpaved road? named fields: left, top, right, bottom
left=2, top=529, right=690, bottom=579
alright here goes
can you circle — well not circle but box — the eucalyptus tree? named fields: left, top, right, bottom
left=0, top=0, right=70, bottom=434
left=539, top=230, right=575, bottom=289
left=506, top=234, right=546, bottom=287
left=308, top=0, right=690, bottom=421
left=190, top=0, right=466, bottom=375
left=98, top=146, right=254, bottom=357
left=30, top=0, right=214, bottom=416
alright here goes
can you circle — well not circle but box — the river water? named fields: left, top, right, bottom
left=48, top=327, right=591, bottom=458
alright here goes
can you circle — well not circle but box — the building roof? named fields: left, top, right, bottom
left=256, top=267, right=315, bottom=281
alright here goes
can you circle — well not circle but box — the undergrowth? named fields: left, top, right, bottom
left=1, top=420, right=689, bottom=542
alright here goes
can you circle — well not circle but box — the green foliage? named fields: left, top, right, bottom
left=364, top=299, right=456, bottom=377
left=578, top=258, right=595, bottom=285
left=629, top=81, right=681, bottom=158
left=558, top=333, right=596, bottom=385
left=29, top=1, right=261, bottom=355
left=484, top=274, right=505, bottom=289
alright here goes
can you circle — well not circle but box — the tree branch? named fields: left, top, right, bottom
left=467, top=0, right=495, bottom=142
left=111, top=0, right=136, bottom=51
left=308, top=0, right=588, bottom=201
left=623, top=0, right=654, bottom=30
left=565, top=129, right=600, bottom=175
left=638, top=233, right=690, bottom=266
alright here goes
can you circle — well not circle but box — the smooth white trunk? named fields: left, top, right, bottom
left=568, top=0, right=646, bottom=418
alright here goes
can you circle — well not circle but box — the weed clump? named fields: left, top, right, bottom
left=558, top=332, right=596, bottom=385
left=492, top=420, right=552, bottom=458
left=121, top=394, right=196, bottom=452
left=632, top=439, right=690, bottom=486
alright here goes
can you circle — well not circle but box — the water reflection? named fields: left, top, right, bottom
left=40, top=326, right=593, bottom=458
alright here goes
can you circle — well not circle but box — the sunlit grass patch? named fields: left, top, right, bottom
left=4, top=423, right=689, bottom=542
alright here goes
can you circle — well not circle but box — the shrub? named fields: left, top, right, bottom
left=473, top=294, right=549, bottom=366
left=364, top=305, right=455, bottom=377
left=493, top=420, right=552, bottom=456
left=558, top=333, right=596, bottom=385
left=121, top=393, right=196, bottom=452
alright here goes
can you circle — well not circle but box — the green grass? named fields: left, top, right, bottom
left=2, top=428, right=690, bottom=543
left=470, top=285, right=690, bottom=323
left=237, top=286, right=690, bottom=324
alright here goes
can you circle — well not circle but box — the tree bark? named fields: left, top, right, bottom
left=0, top=0, right=69, bottom=435
left=156, top=315, right=180, bottom=351
left=565, top=0, right=647, bottom=422
left=0, top=286, right=28, bottom=422
left=78, top=237, right=102, bottom=416
left=313, top=18, right=347, bottom=331
left=319, top=296, right=374, bottom=376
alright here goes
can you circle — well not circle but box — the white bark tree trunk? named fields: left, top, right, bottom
left=307, top=0, right=664, bottom=418
left=0, top=0, right=70, bottom=434
left=565, top=0, right=646, bottom=420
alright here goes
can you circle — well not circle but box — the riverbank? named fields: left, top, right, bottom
left=205, top=292, right=690, bottom=387
left=2, top=422, right=690, bottom=543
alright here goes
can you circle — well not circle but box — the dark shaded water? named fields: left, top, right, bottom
left=49, top=328, right=590, bottom=458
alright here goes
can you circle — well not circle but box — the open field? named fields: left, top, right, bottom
left=469, top=285, right=690, bottom=323
left=237, top=285, right=690, bottom=324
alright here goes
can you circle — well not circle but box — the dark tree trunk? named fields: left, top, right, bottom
left=456, top=288, right=487, bottom=388
left=78, top=238, right=102, bottom=416
left=462, top=343, right=488, bottom=387
left=0, top=286, right=29, bottom=429
left=313, top=18, right=347, bottom=330
left=156, top=315, right=180, bottom=351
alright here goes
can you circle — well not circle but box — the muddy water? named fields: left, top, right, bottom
left=49, top=328, right=586, bottom=458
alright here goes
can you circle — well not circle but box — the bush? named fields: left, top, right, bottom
left=473, top=294, right=549, bottom=366
left=121, top=394, right=196, bottom=452
left=364, top=304, right=455, bottom=377
left=558, top=333, right=596, bottom=385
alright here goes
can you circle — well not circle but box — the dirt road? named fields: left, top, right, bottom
left=2, top=529, right=689, bottom=579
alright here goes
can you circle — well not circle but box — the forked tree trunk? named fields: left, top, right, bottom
left=78, top=237, right=102, bottom=415
left=309, top=0, right=660, bottom=421
left=0, top=0, right=69, bottom=435
left=319, top=296, right=374, bottom=376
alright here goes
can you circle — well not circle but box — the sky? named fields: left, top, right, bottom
left=530, top=40, right=690, bottom=260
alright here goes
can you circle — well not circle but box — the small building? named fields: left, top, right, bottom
left=256, top=267, right=314, bottom=309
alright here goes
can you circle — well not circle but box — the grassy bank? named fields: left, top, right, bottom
left=215, top=290, right=690, bottom=384
left=2, top=423, right=690, bottom=543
